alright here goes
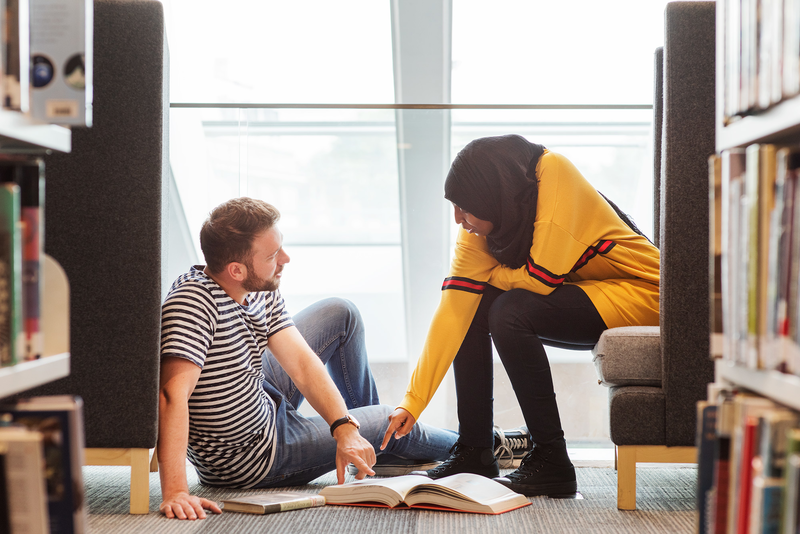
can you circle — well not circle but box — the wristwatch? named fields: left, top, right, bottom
left=330, top=413, right=360, bottom=436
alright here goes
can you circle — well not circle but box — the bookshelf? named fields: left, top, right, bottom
left=0, top=113, right=71, bottom=399
left=716, top=96, right=800, bottom=150
left=713, top=0, right=800, bottom=408
left=0, top=113, right=71, bottom=153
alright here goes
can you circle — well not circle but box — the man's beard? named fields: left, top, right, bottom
left=241, top=260, right=281, bottom=293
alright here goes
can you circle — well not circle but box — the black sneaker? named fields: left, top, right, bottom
left=410, top=441, right=499, bottom=479
left=493, top=440, right=577, bottom=497
left=493, top=425, right=533, bottom=468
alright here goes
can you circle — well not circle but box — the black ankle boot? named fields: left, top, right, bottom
left=493, top=439, right=577, bottom=496
left=411, top=440, right=499, bottom=479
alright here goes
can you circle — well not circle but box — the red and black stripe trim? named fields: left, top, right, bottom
left=525, top=258, right=566, bottom=288
left=525, top=240, right=616, bottom=286
left=571, top=240, right=616, bottom=273
left=442, top=276, right=486, bottom=294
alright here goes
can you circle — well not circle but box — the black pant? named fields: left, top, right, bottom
left=453, top=284, right=608, bottom=448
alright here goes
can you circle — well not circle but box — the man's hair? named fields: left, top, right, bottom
left=200, top=197, right=281, bottom=274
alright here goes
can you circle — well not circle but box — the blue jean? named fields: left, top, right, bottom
left=254, top=297, right=458, bottom=488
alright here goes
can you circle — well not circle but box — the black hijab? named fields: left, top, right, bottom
left=444, top=135, right=546, bottom=269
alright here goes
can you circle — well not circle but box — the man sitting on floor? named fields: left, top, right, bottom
left=157, top=197, right=461, bottom=520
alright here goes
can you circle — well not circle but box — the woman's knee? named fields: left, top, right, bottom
left=487, top=289, right=542, bottom=335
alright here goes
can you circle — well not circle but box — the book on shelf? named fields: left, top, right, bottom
left=726, top=394, right=776, bottom=534
left=318, top=473, right=531, bottom=515
left=697, top=401, right=719, bottom=533
left=749, top=409, right=799, bottom=534
left=0, top=158, right=45, bottom=363
left=702, top=390, right=800, bottom=534
left=721, top=0, right=800, bottom=119
left=720, top=148, right=747, bottom=365
left=736, top=415, right=759, bottom=533
left=0, top=425, right=49, bottom=534
left=1, top=395, right=87, bottom=534
left=221, top=491, right=325, bottom=515
left=0, top=182, right=23, bottom=368
left=719, top=143, right=800, bottom=375
left=710, top=154, right=724, bottom=356
left=18, top=161, right=43, bottom=361
left=710, top=393, right=736, bottom=534
left=784, top=0, right=800, bottom=99
left=771, top=149, right=799, bottom=371
left=3, top=0, right=31, bottom=112
left=783, top=431, right=800, bottom=534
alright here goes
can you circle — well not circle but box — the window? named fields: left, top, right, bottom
left=164, top=0, right=668, bottom=444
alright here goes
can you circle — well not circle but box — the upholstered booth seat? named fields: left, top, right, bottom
left=591, top=1, right=716, bottom=510
left=592, top=326, right=662, bottom=387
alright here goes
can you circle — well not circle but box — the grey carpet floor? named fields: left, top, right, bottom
left=83, top=464, right=697, bottom=534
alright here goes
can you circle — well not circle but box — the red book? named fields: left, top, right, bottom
left=736, top=416, right=758, bottom=534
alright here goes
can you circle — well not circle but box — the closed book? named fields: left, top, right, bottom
left=222, top=491, right=325, bottom=515
left=711, top=394, right=735, bottom=534
left=2, top=395, right=87, bottom=534
left=721, top=149, right=747, bottom=363
left=19, top=161, right=43, bottom=361
left=782, top=430, right=800, bottom=534
left=782, top=451, right=800, bottom=534
left=783, top=0, right=800, bottom=98
left=697, top=402, right=718, bottom=534
left=0, top=426, right=49, bottom=534
left=0, top=183, right=22, bottom=367
left=737, top=416, right=760, bottom=534
left=750, top=472, right=783, bottom=534
left=710, top=154, right=724, bottom=354
left=3, top=0, right=31, bottom=112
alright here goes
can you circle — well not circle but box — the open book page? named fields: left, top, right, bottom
left=404, top=473, right=529, bottom=513
left=319, top=474, right=432, bottom=507
left=319, top=473, right=530, bottom=514
left=408, top=473, right=519, bottom=501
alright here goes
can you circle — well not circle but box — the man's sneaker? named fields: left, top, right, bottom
left=410, top=440, right=499, bottom=479
left=493, top=439, right=577, bottom=497
left=347, top=455, right=440, bottom=477
left=493, top=425, right=533, bottom=469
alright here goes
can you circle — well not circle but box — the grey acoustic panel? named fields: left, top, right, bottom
left=27, top=0, right=167, bottom=449
left=608, top=386, right=666, bottom=446
left=660, top=1, right=716, bottom=447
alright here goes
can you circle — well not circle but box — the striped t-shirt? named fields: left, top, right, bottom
left=160, top=266, right=294, bottom=487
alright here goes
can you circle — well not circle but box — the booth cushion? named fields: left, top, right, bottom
left=592, top=326, right=662, bottom=387
left=608, top=385, right=666, bottom=445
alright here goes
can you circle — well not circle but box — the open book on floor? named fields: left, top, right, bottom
left=318, top=473, right=530, bottom=515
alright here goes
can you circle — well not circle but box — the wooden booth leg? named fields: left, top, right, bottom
left=615, top=445, right=697, bottom=511
left=85, top=448, right=153, bottom=514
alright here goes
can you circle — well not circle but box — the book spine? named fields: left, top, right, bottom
left=722, top=0, right=800, bottom=117
left=2, top=396, right=88, bottom=534
left=19, top=161, right=42, bottom=361
left=0, top=184, right=21, bottom=367
left=698, top=402, right=719, bottom=533
left=273, top=496, right=325, bottom=513
left=782, top=452, right=800, bottom=534
left=3, top=0, right=30, bottom=112
left=0, top=428, right=49, bottom=534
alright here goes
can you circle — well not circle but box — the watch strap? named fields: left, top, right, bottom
left=330, top=415, right=356, bottom=436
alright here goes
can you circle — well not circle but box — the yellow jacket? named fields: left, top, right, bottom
left=399, top=150, right=660, bottom=420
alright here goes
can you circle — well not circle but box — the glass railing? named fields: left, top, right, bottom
left=168, top=103, right=653, bottom=441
